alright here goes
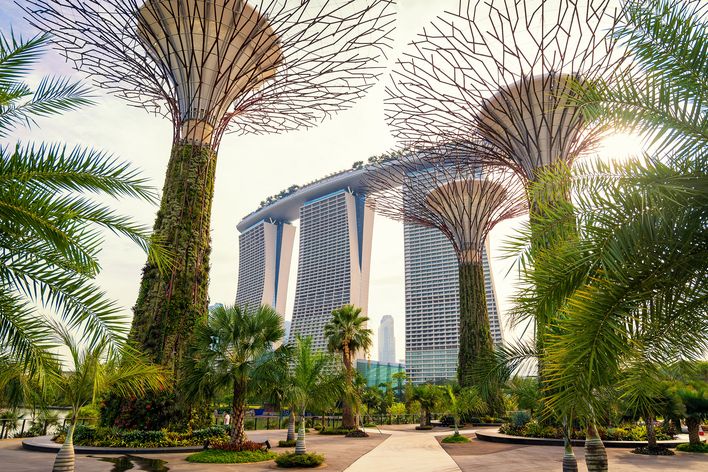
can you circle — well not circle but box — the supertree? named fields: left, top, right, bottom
left=364, top=142, right=527, bottom=413
left=22, top=0, right=396, bottom=388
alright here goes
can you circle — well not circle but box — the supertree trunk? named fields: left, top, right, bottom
left=457, top=261, right=503, bottom=414
left=130, top=143, right=216, bottom=374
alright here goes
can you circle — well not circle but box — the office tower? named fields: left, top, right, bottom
left=404, top=224, right=502, bottom=384
left=235, top=219, right=296, bottom=315
left=378, top=315, right=396, bottom=364
left=288, top=189, right=374, bottom=351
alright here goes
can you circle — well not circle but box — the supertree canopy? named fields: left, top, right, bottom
left=22, top=0, right=396, bottom=423
left=385, top=0, right=623, bottom=182
left=364, top=142, right=526, bottom=411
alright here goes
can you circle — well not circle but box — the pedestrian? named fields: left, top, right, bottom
left=224, top=412, right=231, bottom=426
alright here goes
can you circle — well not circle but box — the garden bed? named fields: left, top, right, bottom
left=476, top=429, right=686, bottom=448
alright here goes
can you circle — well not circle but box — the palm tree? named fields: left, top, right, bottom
left=182, top=304, right=286, bottom=446
left=411, top=384, right=442, bottom=428
left=50, top=323, right=165, bottom=472
left=507, top=1, right=707, bottom=470
left=0, top=31, right=166, bottom=376
left=324, top=305, right=372, bottom=430
left=289, top=336, right=344, bottom=454
left=442, top=385, right=487, bottom=436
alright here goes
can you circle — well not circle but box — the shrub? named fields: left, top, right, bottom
left=510, top=411, right=531, bottom=428
left=275, top=452, right=325, bottom=468
left=481, top=416, right=496, bottom=424
left=363, top=422, right=377, bottom=427
left=192, top=425, right=229, bottom=441
left=415, top=425, right=433, bottom=430
left=318, top=427, right=351, bottom=435
left=441, top=434, right=471, bottom=443
left=345, top=429, right=369, bottom=437
left=211, top=439, right=267, bottom=452
left=499, top=422, right=674, bottom=441
left=676, top=442, right=708, bottom=453
left=54, top=424, right=227, bottom=448
left=187, top=449, right=276, bottom=463
left=278, top=439, right=296, bottom=447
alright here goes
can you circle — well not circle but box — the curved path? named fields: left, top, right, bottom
left=345, top=426, right=475, bottom=472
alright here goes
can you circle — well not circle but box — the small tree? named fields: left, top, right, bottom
left=324, top=305, right=372, bottom=430
left=411, top=384, right=442, bottom=428
left=51, top=324, right=165, bottom=472
left=443, top=385, right=487, bottom=436
left=182, top=305, right=285, bottom=446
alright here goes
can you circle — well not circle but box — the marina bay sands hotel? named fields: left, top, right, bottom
left=235, top=166, right=503, bottom=384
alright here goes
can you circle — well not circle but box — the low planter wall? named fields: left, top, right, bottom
left=22, top=436, right=204, bottom=454
left=475, top=430, right=685, bottom=448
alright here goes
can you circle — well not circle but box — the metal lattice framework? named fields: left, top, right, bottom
left=23, top=0, right=396, bottom=149
left=364, top=142, right=527, bottom=264
left=385, top=0, right=625, bottom=181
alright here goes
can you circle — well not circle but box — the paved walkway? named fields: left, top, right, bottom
left=345, top=426, right=474, bottom=472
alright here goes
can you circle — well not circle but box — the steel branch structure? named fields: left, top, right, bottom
left=24, top=0, right=396, bottom=149
left=385, top=0, right=623, bottom=181
left=364, top=143, right=526, bottom=408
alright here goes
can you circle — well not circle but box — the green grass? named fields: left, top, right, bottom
left=676, top=442, right=708, bottom=453
left=186, top=449, right=277, bottom=463
left=275, top=452, right=325, bottom=468
left=441, top=434, right=471, bottom=443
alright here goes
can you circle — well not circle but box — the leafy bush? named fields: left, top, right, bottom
left=499, top=422, right=675, bottom=441
left=345, top=429, right=369, bottom=437
left=54, top=424, right=228, bottom=448
left=77, top=405, right=100, bottom=421
left=631, top=445, right=674, bottom=455
left=510, top=411, right=531, bottom=428
left=187, top=449, right=276, bottom=463
left=415, top=425, right=433, bottom=430
left=210, top=439, right=267, bottom=452
left=278, top=439, right=296, bottom=447
left=275, top=452, right=325, bottom=468
left=676, top=442, right=708, bottom=453
left=318, top=427, right=352, bottom=435
left=192, top=425, right=229, bottom=441
left=481, top=416, right=496, bottom=423
left=441, top=434, right=471, bottom=443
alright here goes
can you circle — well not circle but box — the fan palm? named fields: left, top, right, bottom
left=182, top=304, right=286, bottom=446
left=324, top=304, right=372, bottom=430
left=0, top=31, right=166, bottom=376
left=442, top=385, right=487, bottom=436
left=411, top=384, right=442, bottom=428
left=50, top=322, right=165, bottom=472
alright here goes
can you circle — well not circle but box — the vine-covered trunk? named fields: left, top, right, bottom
left=52, top=416, right=76, bottom=472
left=230, top=379, right=247, bottom=446
left=342, top=345, right=355, bottom=429
left=686, top=417, right=701, bottom=445
left=457, top=261, right=503, bottom=414
left=287, top=411, right=296, bottom=442
left=584, top=421, right=608, bottom=472
left=129, top=143, right=216, bottom=416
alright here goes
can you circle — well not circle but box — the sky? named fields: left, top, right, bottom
left=2, top=0, right=639, bottom=363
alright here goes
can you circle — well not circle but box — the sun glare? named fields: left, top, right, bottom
left=597, top=132, right=645, bottom=163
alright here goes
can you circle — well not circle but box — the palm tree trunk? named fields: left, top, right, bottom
left=130, top=143, right=216, bottom=377
left=584, top=421, right=608, bottom=472
left=287, top=411, right=296, bottom=442
left=52, top=416, right=76, bottom=472
left=342, top=345, right=355, bottom=429
left=646, top=414, right=657, bottom=448
left=420, top=408, right=427, bottom=428
left=562, top=415, right=578, bottom=472
left=295, top=411, right=307, bottom=454
left=457, top=262, right=503, bottom=414
left=230, top=380, right=247, bottom=446
left=686, top=417, right=701, bottom=446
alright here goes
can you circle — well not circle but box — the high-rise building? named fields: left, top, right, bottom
left=404, top=222, right=503, bottom=384
left=288, top=189, right=374, bottom=351
left=378, top=315, right=396, bottom=363
left=235, top=219, right=296, bottom=315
